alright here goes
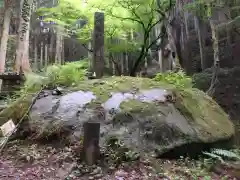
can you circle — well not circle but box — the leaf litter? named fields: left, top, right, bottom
left=0, top=140, right=238, bottom=180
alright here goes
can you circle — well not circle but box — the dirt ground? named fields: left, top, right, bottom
left=0, top=140, right=238, bottom=180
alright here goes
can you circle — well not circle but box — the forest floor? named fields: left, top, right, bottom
left=0, top=140, right=239, bottom=180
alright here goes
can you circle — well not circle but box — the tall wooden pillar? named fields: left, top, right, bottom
left=92, top=12, right=104, bottom=78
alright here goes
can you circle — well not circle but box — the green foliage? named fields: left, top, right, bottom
left=212, top=148, right=240, bottom=160
left=20, top=60, right=88, bottom=95
left=45, top=60, right=88, bottom=87
left=37, top=0, right=142, bottom=53
left=23, top=73, right=48, bottom=93
left=37, top=0, right=174, bottom=74
left=154, top=71, right=192, bottom=88
left=203, top=148, right=240, bottom=163
left=184, top=0, right=214, bottom=19
left=0, top=0, right=3, bottom=8
left=192, top=71, right=212, bottom=91
left=185, top=0, right=240, bottom=21
left=37, top=0, right=85, bottom=27
left=105, top=136, right=139, bottom=164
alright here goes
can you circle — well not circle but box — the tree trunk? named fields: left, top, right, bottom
left=194, top=16, right=207, bottom=70
left=154, top=20, right=164, bottom=72
left=34, top=35, right=38, bottom=71
left=124, top=34, right=129, bottom=75
left=130, top=48, right=146, bottom=76
left=207, top=19, right=220, bottom=96
left=15, top=0, right=33, bottom=73
left=55, top=27, right=63, bottom=64
left=61, top=37, right=64, bottom=64
left=40, top=41, right=43, bottom=68
left=88, top=41, right=92, bottom=69
left=44, top=43, right=48, bottom=68
left=0, top=0, right=12, bottom=73
left=124, top=52, right=129, bottom=75
left=183, top=11, right=190, bottom=39
left=14, top=0, right=24, bottom=73
left=49, top=29, right=55, bottom=63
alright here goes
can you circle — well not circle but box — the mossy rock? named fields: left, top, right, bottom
left=0, top=76, right=235, bottom=156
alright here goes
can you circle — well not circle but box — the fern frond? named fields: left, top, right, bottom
left=202, top=151, right=224, bottom=163
left=211, top=149, right=240, bottom=160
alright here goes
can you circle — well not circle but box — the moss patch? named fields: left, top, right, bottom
left=174, top=88, right=234, bottom=142
left=73, top=76, right=174, bottom=103
left=120, top=100, right=158, bottom=114
left=74, top=76, right=234, bottom=141
left=0, top=76, right=234, bottom=142
left=0, top=94, right=35, bottom=125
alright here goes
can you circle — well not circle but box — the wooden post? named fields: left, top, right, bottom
left=82, top=122, right=100, bottom=165
left=92, top=12, right=104, bottom=78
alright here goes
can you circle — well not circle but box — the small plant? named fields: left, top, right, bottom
left=104, top=136, right=139, bottom=165
left=154, top=71, right=192, bottom=88
left=192, top=71, right=212, bottom=90
left=23, top=73, right=48, bottom=93
left=203, top=148, right=240, bottom=163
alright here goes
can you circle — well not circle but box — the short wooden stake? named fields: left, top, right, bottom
left=82, top=122, right=100, bottom=165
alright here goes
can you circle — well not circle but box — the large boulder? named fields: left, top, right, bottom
left=1, top=76, right=235, bottom=156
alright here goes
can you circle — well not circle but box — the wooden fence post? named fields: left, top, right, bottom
left=81, top=122, right=100, bottom=165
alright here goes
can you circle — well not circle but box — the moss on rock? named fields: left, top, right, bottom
left=174, top=88, right=234, bottom=142
left=120, top=100, right=158, bottom=114
left=73, top=76, right=174, bottom=102
left=76, top=76, right=234, bottom=141
left=0, top=94, right=35, bottom=125
left=0, top=76, right=234, bottom=143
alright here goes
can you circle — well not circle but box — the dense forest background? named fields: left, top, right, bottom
left=1, top=0, right=239, bottom=122
left=0, top=0, right=240, bottom=179
left=0, top=0, right=238, bottom=74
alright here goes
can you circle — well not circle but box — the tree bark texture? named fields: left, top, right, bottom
left=0, top=0, right=12, bottom=73
left=207, top=19, right=220, bottom=96
left=55, top=27, right=63, bottom=64
left=15, top=0, right=33, bottom=73
left=194, top=16, right=207, bottom=70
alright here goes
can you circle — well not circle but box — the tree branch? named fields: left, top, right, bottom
left=109, top=53, right=121, bottom=75
left=82, top=44, right=93, bottom=53
left=147, top=28, right=166, bottom=51
left=107, top=1, right=146, bottom=30
left=107, top=10, right=145, bottom=30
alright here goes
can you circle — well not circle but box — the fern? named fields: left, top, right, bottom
left=203, top=148, right=240, bottom=162
left=202, top=152, right=224, bottom=163
left=211, top=149, right=240, bottom=160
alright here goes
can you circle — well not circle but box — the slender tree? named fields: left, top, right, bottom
left=0, top=0, right=12, bottom=73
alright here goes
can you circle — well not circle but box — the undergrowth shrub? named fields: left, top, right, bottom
left=10, top=60, right=89, bottom=100
left=192, top=71, right=212, bottom=91
left=154, top=71, right=192, bottom=88
left=46, top=60, right=88, bottom=87
left=1, top=60, right=89, bottom=123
